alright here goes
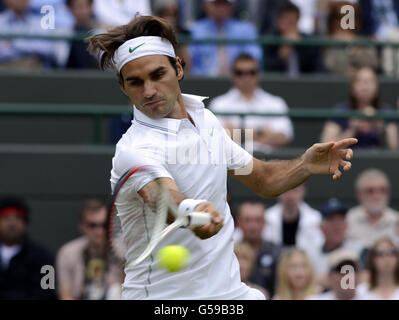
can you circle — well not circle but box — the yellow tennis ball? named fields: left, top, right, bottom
left=157, top=245, right=190, bottom=272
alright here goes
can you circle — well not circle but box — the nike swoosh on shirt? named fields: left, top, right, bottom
left=129, top=43, right=145, bottom=53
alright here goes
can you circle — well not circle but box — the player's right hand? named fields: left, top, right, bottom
left=190, top=202, right=224, bottom=239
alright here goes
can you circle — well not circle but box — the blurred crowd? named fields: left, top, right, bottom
left=1, top=167, right=399, bottom=300
left=0, top=0, right=399, bottom=76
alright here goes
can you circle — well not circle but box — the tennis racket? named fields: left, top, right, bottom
left=106, top=166, right=211, bottom=269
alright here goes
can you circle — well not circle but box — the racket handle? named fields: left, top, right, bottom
left=187, top=212, right=212, bottom=227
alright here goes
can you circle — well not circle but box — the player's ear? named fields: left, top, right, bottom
left=176, top=57, right=184, bottom=81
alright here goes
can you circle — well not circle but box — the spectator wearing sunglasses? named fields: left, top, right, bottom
left=360, top=237, right=399, bottom=300
left=56, top=198, right=123, bottom=300
left=209, top=53, right=294, bottom=152
left=346, top=169, right=399, bottom=251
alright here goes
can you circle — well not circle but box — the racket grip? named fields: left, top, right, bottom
left=187, top=212, right=212, bottom=227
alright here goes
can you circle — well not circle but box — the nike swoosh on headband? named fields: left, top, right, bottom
left=129, top=43, right=146, bottom=53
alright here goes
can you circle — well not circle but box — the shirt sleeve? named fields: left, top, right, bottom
left=111, top=144, right=174, bottom=194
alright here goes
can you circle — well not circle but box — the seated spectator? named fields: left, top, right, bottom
left=66, top=0, right=99, bottom=69
left=322, top=1, right=379, bottom=76
left=360, top=237, right=399, bottom=300
left=308, top=249, right=366, bottom=300
left=93, top=0, right=151, bottom=30
left=153, top=0, right=191, bottom=71
left=346, top=169, right=399, bottom=250
left=234, top=201, right=281, bottom=298
left=359, top=0, right=399, bottom=40
left=274, top=247, right=319, bottom=300
left=0, top=196, right=56, bottom=300
left=0, top=0, right=66, bottom=69
left=234, top=242, right=269, bottom=299
left=263, top=184, right=324, bottom=253
left=321, top=66, right=399, bottom=149
left=307, top=198, right=364, bottom=288
left=264, top=1, right=322, bottom=75
left=210, top=53, right=294, bottom=152
left=56, top=198, right=123, bottom=300
left=189, top=0, right=263, bottom=76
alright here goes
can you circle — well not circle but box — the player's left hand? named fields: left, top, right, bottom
left=303, top=138, right=358, bottom=180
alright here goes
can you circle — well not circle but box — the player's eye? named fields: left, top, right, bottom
left=128, top=80, right=142, bottom=86
left=152, top=72, right=165, bottom=80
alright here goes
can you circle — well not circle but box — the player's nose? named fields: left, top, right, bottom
left=143, top=80, right=157, bottom=98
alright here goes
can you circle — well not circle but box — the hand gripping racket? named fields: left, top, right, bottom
left=106, top=166, right=212, bottom=268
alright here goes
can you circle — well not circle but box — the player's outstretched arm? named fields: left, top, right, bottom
left=229, top=138, right=358, bottom=198
left=138, top=178, right=224, bottom=239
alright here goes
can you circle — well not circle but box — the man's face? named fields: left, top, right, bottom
left=279, top=184, right=305, bottom=207
left=69, top=0, right=93, bottom=25
left=237, top=203, right=265, bottom=242
left=0, top=214, right=26, bottom=245
left=204, top=1, right=234, bottom=24
left=121, top=55, right=183, bottom=119
left=321, top=213, right=347, bottom=248
left=357, top=177, right=389, bottom=215
left=80, top=208, right=107, bottom=247
left=232, top=59, right=260, bottom=94
left=330, top=269, right=358, bottom=300
left=277, top=11, right=299, bottom=35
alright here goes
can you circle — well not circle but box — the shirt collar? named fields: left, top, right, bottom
left=133, top=93, right=209, bottom=134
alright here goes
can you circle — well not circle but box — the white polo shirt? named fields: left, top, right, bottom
left=209, top=88, right=294, bottom=141
left=110, top=93, right=254, bottom=300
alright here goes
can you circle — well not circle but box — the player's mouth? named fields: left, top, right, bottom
left=144, top=99, right=164, bottom=108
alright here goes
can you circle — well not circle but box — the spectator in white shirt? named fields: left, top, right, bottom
left=262, top=184, right=324, bottom=253
left=346, top=168, right=399, bottom=250
left=308, top=249, right=366, bottom=300
left=210, top=53, right=294, bottom=153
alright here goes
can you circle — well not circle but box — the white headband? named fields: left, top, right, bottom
left=113, top=36, right=176, bottom=72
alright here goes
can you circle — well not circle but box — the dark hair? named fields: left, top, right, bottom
left=66, top=0, right=93, bottom=8
left=0, top=195, right=29, bottom=222
left=232, top=53, right=258, bottom=70
left=80, top=198, right=106, bottom=222
left=367, top=237, right=399, bottom=289
left=349, top=66, right=380, bottom=110
left=277, top=1, right=300, bottom=18
left=86, top=15, right=185, bottom=77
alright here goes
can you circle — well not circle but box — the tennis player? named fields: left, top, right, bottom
left=87, top=15, right=357, bottom=300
